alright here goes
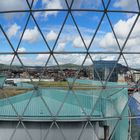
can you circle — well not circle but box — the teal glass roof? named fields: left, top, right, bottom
left=0, top=78, right=129, bottom=140
left=0, top=79, right=128, bottom=121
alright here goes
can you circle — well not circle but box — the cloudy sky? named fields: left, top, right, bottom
left=0, top=0, right=140, bottom=68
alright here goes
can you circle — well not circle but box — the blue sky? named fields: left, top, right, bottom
left=0, top=0, right=140, bottom=68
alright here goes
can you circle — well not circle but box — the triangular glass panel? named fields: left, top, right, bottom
left=71, top=56, right=104, bottom=117
left=71, top=11, right=104, bottom=48
left=0, top=29, right=14, bottom=53
left=0, top=90, right=18, bottom=118
left=57, top=90, right=86, bottom=119
left=8, top=54, right=36, bottom=93
left=103, top=0, right=110, bottom=7
left=27, top=0, right=35, bottom=7
left=38, top=54, right=69, bottom=89
left=89, top=53, right=119, bottom=83
left=108, top=86, right=128, bottom=116
left=19, top=16, right=49, bottom=52
left=59, top=121, right=85, bottom=140
left=23, top=89, right=52, bottom=119
left=0, top=54, right=14, bottom=69
left=90, top=89, right=105, bottom=118
left=0, top=0, right=29, bottom=12
left=117, top=55, right=135, bottom=89
left=43, top=122, right=66, bottom=140
left=129, top=92, right=140, bottom=134
left=42, top=88, right=68, bottom=116
left=78, top=121, right=101, bottom=140
left=73, top=89, right=102, bottom=117
left=10, top=55, right=32, bottom=82
left=89, top=15, right=120, bottom=52
left=2, top=55, right=34, bottom=117
left=0, top=12, right=30, bottom=48
left=108, top=12, right=139, bottom=49
left=106, top=109, right=129, bottom=140
left=32, top=0, right=67, bottom=10
left=54, top=53, right=87, bottom=88
left=10, top=122, right=32, bottom=140
left=0, top=55, right=20, bottom=119
left=105, top=119, right=122, bottom=139
left=108, top=0, right=139, bottom=12
left=123, top=54, right=140, bottom=84
left=0, top=54, right=14, bottom=87
left=33, top=11, right=68, bottom=50
left=18, top=54, right=48, bottom=66
left=27, top=122, right=51, bottom=140
left=81, top=54, right=102, bottom=83
left=72, top=0, right=103, bottom=10
left=5, top=90, right=34, bottom=117
left=18, top=53, right=50, bottom=87
left=0, top=121, right=22, bottom=140
left=123, top=16, right=140, bottom=52
left=129, top=116, right=140, bottom=139
left=102, top=95, right=121, bottom=118
left=113, top=117, right=129, bottom=140
left=31, top=0, right=41, bottom=9
left=123, top=54, right=140, bottom=69
left=54, top=15, right=87, bottom=52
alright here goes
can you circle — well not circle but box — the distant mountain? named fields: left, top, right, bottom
left=48, top=63, right=81, bottom=69
left=0, top=61, right=135, bottom=74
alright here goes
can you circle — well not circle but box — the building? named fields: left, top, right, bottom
left=93, top=60, right=127, bottom=82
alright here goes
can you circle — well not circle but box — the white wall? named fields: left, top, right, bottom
left=0, top=121, right=104, bottom=140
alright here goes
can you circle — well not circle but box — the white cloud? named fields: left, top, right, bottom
left=46, top=30, right=57, bottom=41
left=43, top=0, right=63, bottom=11
left=0, top=0, right=38, bottom=18
left=35, top=0, right=63, bottom=18
left=0, top=0, right=29, bottom=19
left=16, top=55, right=42, bottom=66
left=96, top=14, right=140, bottom=68
left=36, top=54, right=53, bottom=66
left=23, top=27, right=40, bottom=43
left=113, top=0, right=138, bottom=11
left=0, top=53, right=118, bottom=66
left=35, top=0, right=102, bottom=18
left=54, top=54, right=86, bottom=65
left=114, top=15, right=138, bottom=39
left=71, top=0, right=102, bottom=9
left=73, top=36, right=84, bottom=48
left=0, top=0, right=28, bottom=11
left=73, top=36, right=91, bottom=48
left=17, top=47, right=26, bottom=53
left=36, top=53, right=87, bottom=66
left=55, top=54, right=115, bottom=66
left=34, top=12, right=41, bottom=18
left=99, top=32, right=119, bottom=51
left=98, top=15, right=140, bottom=51
left=7, top=23, right=20, bottom=38
left=55, top=42, right=66, bottom=52
left=36, top=54, right=49, bottom=61
left=0, top=0, right=38, bottom=11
